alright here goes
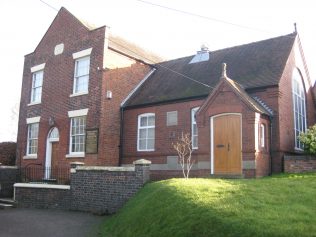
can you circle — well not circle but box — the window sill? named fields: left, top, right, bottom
left=66, top=153, right=85, bottom=158
left=23, top=155, right=37, bottom=159
left=137, top=150, right=155, bottom=152
left=27, top=102, right=41, bottom=106
left=69, top=92, right=88, bottom=97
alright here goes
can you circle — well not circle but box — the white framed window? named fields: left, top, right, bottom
left=191, top=107, right=199, bottom=149
left=31, top=70, right=43, bottom=103
left=73, top=56, right=90, bottom=94
left=137, top=113, right=155, bottom=151
left=27, top=123, right=39, bottom=155
left=70, top=116, right=86, bottom=154
left=292, top=69, right=307, bottom=150
left=260, top=124, right=265, bottom=148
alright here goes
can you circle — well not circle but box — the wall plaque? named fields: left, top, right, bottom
left=85, top=129, right=98, bottom=154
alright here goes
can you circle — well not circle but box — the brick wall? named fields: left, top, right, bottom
left=0, top=166, right=19, bottom=198
left=284, top=155, right=316, bottom=173
left=14, top=184, right=71, bottom=209
left=14, top=159, right=151, bottom=214
left=123, top=82, right=272, bottom=179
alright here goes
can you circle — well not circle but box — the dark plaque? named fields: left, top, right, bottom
left=85, top=129, right=98, bottom=154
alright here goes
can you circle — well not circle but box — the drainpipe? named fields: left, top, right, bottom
left=119, top=106, right=124, bottom=166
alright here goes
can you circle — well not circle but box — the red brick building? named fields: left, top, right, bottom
left=17, top=8, right=315, bottom=180
left=121, top=33, right=316, bottom=179
left=16, top=8, right=153, bottom=176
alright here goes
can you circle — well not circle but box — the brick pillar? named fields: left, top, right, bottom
left=133, top=159, right=151, bottom=184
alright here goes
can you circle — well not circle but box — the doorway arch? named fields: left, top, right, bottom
left=45, top=127, right=60, bottom=179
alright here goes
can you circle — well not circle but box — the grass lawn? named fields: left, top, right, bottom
left=100, top=173, right=316, bottom=237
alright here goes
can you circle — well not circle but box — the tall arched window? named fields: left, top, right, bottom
left=292, top=69, right=307, bottom=149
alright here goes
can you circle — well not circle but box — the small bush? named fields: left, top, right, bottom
left=0, top=142, right=16, bottom=166
left=298, top=124, right=316, bottom=155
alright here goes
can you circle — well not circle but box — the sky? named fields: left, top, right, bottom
left=0, top=0, right=315, bottom=142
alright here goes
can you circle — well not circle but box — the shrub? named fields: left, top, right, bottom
left=298, top=124, right=316, bottom=155
left=0, top=142, right=16, bottom=165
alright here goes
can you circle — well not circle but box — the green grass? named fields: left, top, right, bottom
left=100, top=173, right=316, bottom=237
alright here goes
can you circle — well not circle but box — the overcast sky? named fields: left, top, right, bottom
left=0, top=0, right=315, bottom=142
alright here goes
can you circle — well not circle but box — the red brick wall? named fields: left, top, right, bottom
left=98, top=64, right=151, bottom=166
left=122, top=100, right=203, bottom=164
left=123, top=81, right=270, bottom=179
left=17, top=8, right=106, bottom=168
left=284, top=155, right=316, bottom=173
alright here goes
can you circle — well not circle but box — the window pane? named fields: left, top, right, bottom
left=148, top=116, right=155, bottom=126
left=139, top=139, right=146, bottom=150
left=76, top=57, right=90, bottom=77
left=148, top=128, right=155, bottom=139
left=147, top=138, right=154, bottom=150
left=140, top=116, right=147, bottom=127
left=139, top=129, right=146, bottom=139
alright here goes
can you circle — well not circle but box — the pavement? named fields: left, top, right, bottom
left=0, top=208, right=106, bottom=237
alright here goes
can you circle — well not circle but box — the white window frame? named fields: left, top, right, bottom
left=26, top=123, right=39, bottom=156
left=72, top=56, right=90, bottom=95
left=69, top=116, right=86, bottom=156
left=292, top=69, right=307, bottom=150
left=191, top=107, right=199, bottom=149
left=260, top=124, right=265, bottom=148
left=137, top=113, right=155, bottom=151
left=30, top=70, right=43, bottom=104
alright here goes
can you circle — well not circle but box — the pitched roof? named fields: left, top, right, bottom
left=125, top=33, right=297, bottom=108
left=108, top=34, right=164, bottom=65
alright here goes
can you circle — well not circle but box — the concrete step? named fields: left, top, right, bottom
left=0, top=198, right=16, bottom=208
left=0, top=203, right=14, bottom=209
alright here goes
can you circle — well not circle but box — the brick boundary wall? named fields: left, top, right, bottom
left=14, top=184, right=71, bottom=209
left=284, top=155, right=316, bottom=173
left=0, top=165, right=19, bottom=198
left=14, top=159, right=151, bottom=214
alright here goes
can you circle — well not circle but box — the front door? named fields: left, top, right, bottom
left=50, top=142, right=59, bottom=179
left=212, top=114, right=241, bottom=175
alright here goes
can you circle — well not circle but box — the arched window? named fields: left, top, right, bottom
left=137, top=113, right=155, bottom=151
left=48, top=127, right=59, bottom=142
left=292, top=69, right=306, bottom=149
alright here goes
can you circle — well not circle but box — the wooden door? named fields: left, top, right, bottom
left=51, top=143, right=59, bottom=179
left=213, top=114, right=241, bottom=175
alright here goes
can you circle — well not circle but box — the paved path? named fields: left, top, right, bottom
left=0, top=208, right=105, bottom=237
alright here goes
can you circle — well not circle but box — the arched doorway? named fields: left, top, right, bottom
left=45, top=127, right=60, bottom=179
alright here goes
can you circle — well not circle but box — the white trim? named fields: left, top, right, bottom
left=31, top=63, right=45, bottom=73
left=68, top=109, right=88, bottom=117
left=69, top=92, right=89, bottom=97
left=121, top=68, right=156, bottom=107
left=14, top=183, right=70, bottom=190
left=26, top=116, right=40, bottom=124
left=27, top=101, right=41, bottom=106
left=23, top=155, right=37, bottom=159
left=260, top=124, right=265, bottom=148
left=137, top=113, right=155, bottom=151
left=210, top=113, right=242, bottom=175
left=66, top=153, right=85, bottom=158
left=254, top=113, right=260, bottom=152
left=191, top=107, right=199, bottom=149
left=72, top=48, right=92, bottom=59
left=76, top=166, right=135, bottom=172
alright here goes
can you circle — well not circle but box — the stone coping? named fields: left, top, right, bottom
left=133, top=159, right=152, bottom=165
left=14, top=183, right=70, bottom=190
left=76, top=166, right=135, bottom=172
left=284, top=155, right=316, bottom=160
left=0, top=166, right=18, bottom=169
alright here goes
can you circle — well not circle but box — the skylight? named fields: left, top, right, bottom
left=189, top=46, right=210, bottom=64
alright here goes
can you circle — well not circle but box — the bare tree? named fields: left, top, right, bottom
left=173, top=133, right=194, bottom=179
